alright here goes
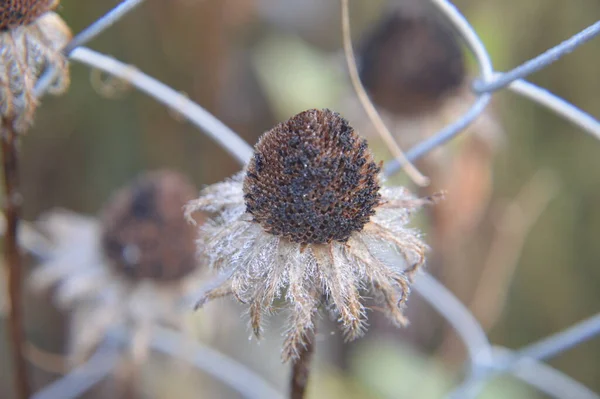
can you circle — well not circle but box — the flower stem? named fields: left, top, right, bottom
left=289, top=327, right=316, bottom=399
left=1, top=123, right=30, bottom=399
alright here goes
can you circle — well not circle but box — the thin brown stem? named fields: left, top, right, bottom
left=340, top=0, right=429, bottom=187
left=115, top=359, right=138, bottom=399
left=1, top=122, right=30, bottom=399
left=289, top=326, right=316, bottom=399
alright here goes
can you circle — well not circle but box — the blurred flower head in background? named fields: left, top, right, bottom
left=0, top=0, right=70, bottom=133
left=355, top=0, right=502, bottom=264
left=186, top=109, right=433, bottom=362
left=355, top=0, right=501, bottom=153
left=359, top=1, right=465, bottom=117
left=30, top=170, right=205, bottom=365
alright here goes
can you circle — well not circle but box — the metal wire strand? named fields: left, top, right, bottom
left=492, top=347, right=600, bottom=399
left=31, top=342, right=120, bottom=399
left=447, top=313, right=600, bottom=399
left=383, top=0, right=495, bottom=177
left=512, top=313, right=600, bottom=365
left=34, top=0, right=147, bottom=97
left=69, top=47, right=254, bottom=165
left=152, top=327, right=284, bottom=399
left=473, top=21, right=600, bottom=94
left=384, top=2, right=600, bottom=177
left=31, top=328, right=284, bottom=399
left=413, top=272, right=492, bottom=364
left=509, top=80, right=600, bottom=140
left=64, top=0, right=148, bottom=54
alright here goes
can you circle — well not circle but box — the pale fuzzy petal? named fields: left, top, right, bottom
left=364, top=223, right=427, bottom=278
left=199, top=217, right=257, bottom=269
left=347, top=235, right=411, bottom=326
left=230, top=228, right=279, bottom=303
left=54, top=266, right=110, bottom=307
left=282, top=248, right=319, bottom=361
left=248, top=237, right=286, bottom=337
left=184, top=172, right=245, bottom=223
left=313, top=244, right=366, bottom=340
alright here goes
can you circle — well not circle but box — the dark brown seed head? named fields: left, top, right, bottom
left=359, top=6, right=465, bottom=116
left=0, top=0, right=59, bottom=31
left=101, top=171, right=201, bottom=282
left=243, top=109, right=381, bottom=245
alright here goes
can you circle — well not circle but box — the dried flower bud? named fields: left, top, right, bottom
left=244, top=109, right=381, bottom=244
left=359, top=5, right=465, bottom=116
left=0, top=0, right=70, bottom=133
left=0, top=0, right=59, bottom=31
left=187, top=109, right=433, bottom=361
left=101, top=171, right=200, bottom=282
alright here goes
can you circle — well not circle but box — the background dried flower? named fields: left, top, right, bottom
left=187, top=109, right=432, bottom=362
left=358, top=2, right=465, bottom=117
left=30, top=170, right=205, bottom=365
left=0, top=0, right=70, bottom=133
left=101, top=170, right=199, bottom=282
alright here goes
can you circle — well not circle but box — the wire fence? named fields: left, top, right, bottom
left=30, top=0, right=600, bottom=398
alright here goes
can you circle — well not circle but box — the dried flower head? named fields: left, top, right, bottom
left=30, top=171, right=205, bottom=364
left=186, top=109, right=434, bottom=361
left=359, top=4, right=465, bottom=116
left=0, top=0, right=70, bottom=133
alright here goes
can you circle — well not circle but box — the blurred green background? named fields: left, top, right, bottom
left=1, top=0, right=599, bottom=398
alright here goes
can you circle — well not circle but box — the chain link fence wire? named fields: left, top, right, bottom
left=30, top=0, right=600, bottom=398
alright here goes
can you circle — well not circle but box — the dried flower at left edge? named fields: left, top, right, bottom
left=186, top=109, right=438, bottom=362
left=0, top=0, right=71, bottom=133
left=30, top=171, right=207, bottom=365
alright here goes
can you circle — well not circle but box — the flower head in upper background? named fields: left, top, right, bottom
left=186, top=109, right=436, bottom=361
left=358, top=1, right=465, bottom=117
left=0, top=0, right=71, bottom=133
left=31, top=171, right=204, bottom=364
left=354, top=0, right=501, bottom=251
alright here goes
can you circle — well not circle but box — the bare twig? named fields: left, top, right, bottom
left=384, top=0, right=495, bottom=177
left=290, top=327, right=316, bottom=399
left=340, top=0, right=429, bottom=187
left=469, top=170, right=559, bottom=330
left=1, top=123, right=29, bottom=398
left=0, top=215, right=54, bottom=260
left=24, top=341, right=69, bottom=375
left=69, top=47, right=254, bottom=165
